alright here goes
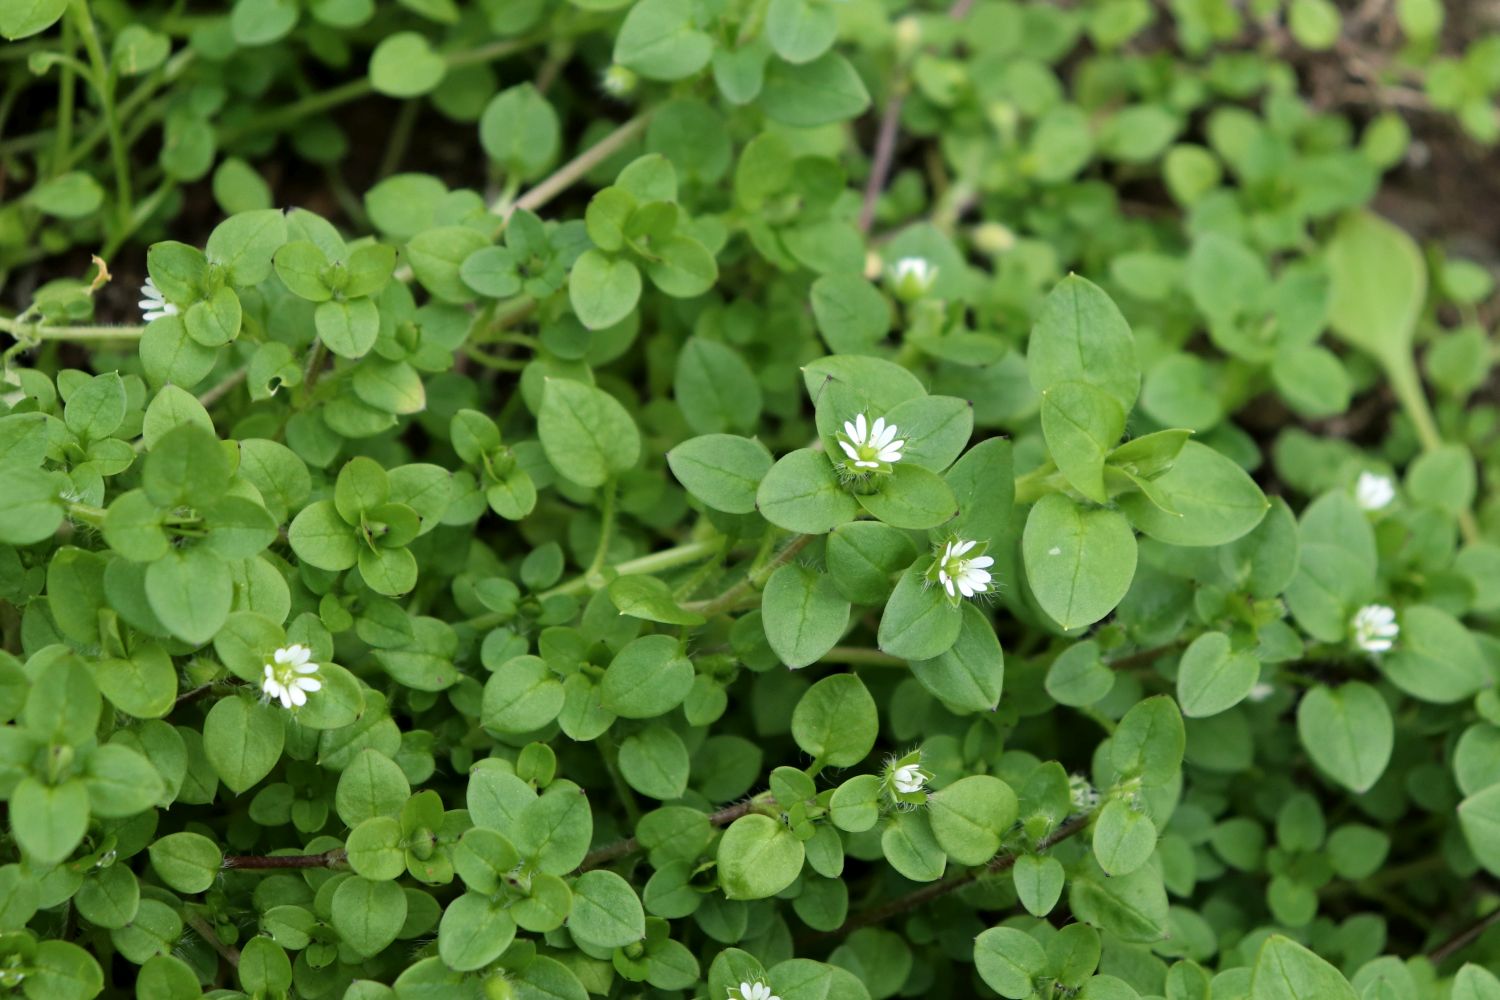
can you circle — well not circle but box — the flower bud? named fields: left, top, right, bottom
left=886, top=256, right=938, bottom=303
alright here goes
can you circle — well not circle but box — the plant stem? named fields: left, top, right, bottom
left=821, top=646, right=905, bottom=666
left=580, top=794, right=771, bottom=871
left=586, top=480, right=618, bottom=580
left=686, top=533, right=812, bottom=615
left=462, top=539, right=723, bottom=630
left=52, top=17, right=77, bottom=177
left=182, top=908, right=240, bottom=968
left=598, top=733, right=643, bottom=826
left=0, top=316, right=145, bottom=341
left=69, top=0, right=131, bottom=227
left=502, top=114, right=650, bottom=219
left=815, top=811, right=1095, bottom=940
left=1387, top=358, right=1480, bottom=543
left=222, top=849, right=348, bottom=870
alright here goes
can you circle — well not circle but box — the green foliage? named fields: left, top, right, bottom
left=0, top=0, right=1498, bottom=996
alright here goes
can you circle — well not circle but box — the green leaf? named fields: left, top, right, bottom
left=825, top=521, right=916, bottom=606
left=878, top=564, right=962, bottom=660
left=600, top=634, right=694, bottom=717
left=761, top=563, right=851, bottom=669
left=766, top=0, right=837, bottom=63
left=608, top=575, right=706, bottom=626
left=667, top=434, right=772, bottom=514
left=64, top=372, right=126, bottom=442
left=144, top=546, right=232, bottom=645
left=613, top=0, right=713, bottom=80
left=332, top=876, right=407, bottom=956
left=1092, top=800, right=1157, bottom=876
left=482, top=655, right=564, bottom=733
left=148, top=832, right=223, bottom=894
left=855, top=463, right=958, bottom=530
left=791, top=674, right=876, bottom=767
left=288, top=500, right=359, bottom=571
left=407, top=226, right=491, bottom=304
left=202, top=696, right=285, bottom=793
left=438, top=893, right=517, bottom=972
left=717, top=814, right=805, bottom=900
left=538, top=378, right=641, bottom=488
left=1022, top=494, right=1137, bottom=631
left=1296, top=682, right=1392, bottom=793
left=369, top=31, right=446, bottom=97
left=10, top=777, right=89, bottom=866
left=205, top=209, right=288, bottom=286
left=1381, top=605, right=1489, bottom=704
left=1176, top=632, right=1260, bottom=718
left=1040, top=381, right=1126, bottom=503
left=927, top=775, right=1017, bottom=865
left=975, top=926, right=1047, bottom=999
left=619, top=724, right=690, bottom=799
left=1117, top=442, right=1269, bottom=547
left=1111, top=695, right=1185, bottom=787
left=910, top=602, right=1004, bottom=712
left=1325, top=211, right=1424, bottom=365
left=1249, top=935, right=1356, bottom=1000
left=571, top=869, right=646, bottom=947
left=646, top=234, right=719, bottom=298
left=570, top=249, right=642, bottom=330
left=85, top=743, right=166, bottom=817
left=760, top=52, right=871, bottom=126
left=480, top=84, right=559, bottom=179
left=882, top=395, right=972, bottom=473
left=1012, top=855, right=1065, bottom=917
left=315, top=297, right=380, bottom=358
left=1, top=0, right=66, bottom=39
left=675, top=338, right=761, bottom=435
left=756, top=449, right=859, bottom=533
left=1027, top=275, right=1140, bottom=413
left=30, top=171, right=104, bottom=219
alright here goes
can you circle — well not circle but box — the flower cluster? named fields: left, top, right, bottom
left=262, top=644, right=323, bottom=709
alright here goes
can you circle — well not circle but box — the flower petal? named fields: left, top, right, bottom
left=839, top=440, right=860, bottom=460
left=855, top=413, right=867, bottom=444
left=296, top=677, right=322, bottom=692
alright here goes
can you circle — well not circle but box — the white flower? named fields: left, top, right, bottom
left=935, top=538, right=993, bottom=600
left=893, top=763, right=928, bottom=795
left=888, top=256, right=938, bottom=301
left=261, top=644, right=323, bottom=709
left=1354, top=472, right=1395, bottom=512
left=731, top=982, right=779, bottom=1000
left=1068, top=774, right=1099, bottom=813
left=838, top=413, right=904, bottom=471
left=1248, top=682, right=1275, bottom=702
left=600, top=64, right=637, bottom=98
left=138, top=277, right=178, bottom=322
left=1351, top=604, right=1399, bottom=654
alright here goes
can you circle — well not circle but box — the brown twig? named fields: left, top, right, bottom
left=858, top=0, right=977, bottom=233
left=182, top=908, right=241, bottom=968
left=1429, top=902, right=1500, bottom=964
left=859, top=91, right=907, bottom=234
left=581, top=796, right=768, bottom=871
left=222, top=849, right=348, bottom=870
left=812, top=812, right=1094, bottom=941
